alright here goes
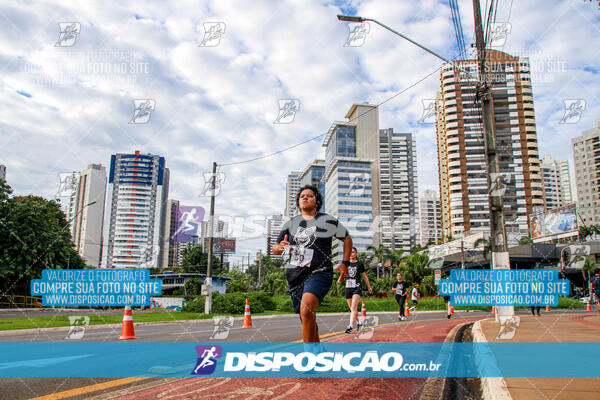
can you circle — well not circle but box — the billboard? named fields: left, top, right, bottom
left=203, top=238, right=237, bottom=254
left=170, top=206, right=205, bottom=242
left=530, top=204, right=577, bottom=239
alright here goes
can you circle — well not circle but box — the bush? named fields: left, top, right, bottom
left=249, top=291, right=276, bottom=311
left=182, top=296, right=205, bottom=313
left=277, top=297, right=294, bottom=313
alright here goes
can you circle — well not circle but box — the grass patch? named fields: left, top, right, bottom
left=0, top=311, right=213, bottom=331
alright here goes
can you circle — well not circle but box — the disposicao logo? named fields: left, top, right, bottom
left=191, top=345, right=222, bottom=375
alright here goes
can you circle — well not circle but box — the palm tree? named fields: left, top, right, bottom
left=389, top=249, right=405, bottom=277
left=518, top=236, right=533, bottom=245
left=473, top=238, right=492, bottom=261
left=367, top=244, right=391, bottom=279
left=357, top=252, right=374, bottom=268
left=582, top=256, right=597, bottom=296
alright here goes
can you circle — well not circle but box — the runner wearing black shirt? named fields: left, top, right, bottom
left=339, top=247, right=373, bottom=333
left=392, top=273, right=409, bottom=320
left=273, top=185, right=352, bottom=348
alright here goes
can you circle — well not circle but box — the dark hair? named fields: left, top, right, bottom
left=296, top=185, right=323, bottom=212
left=352, top=247, right=358, bottom=253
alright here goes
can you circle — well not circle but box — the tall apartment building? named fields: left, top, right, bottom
left=540, top=155, right=572, bottom=210
left=163, top=199, right=180, bottom=269
left=570, top=168, right=578, bottom=203
left=379, top=129, right=419, bottom=250
left=436, top=50, right=544, bottom=239
left=323, top=103, right=379, bottom=261
left=285, top=171, right=301, bottom=218
left=266, top=214, right=285, bottom=258
left=70, top=164, right=107, bottom=267
left=200, top=219, right=229, bottom=242
left=101, top=151, right=169, bottom=269
left=572, top=119, right=600, bottom=225
left=419, top=190, right=441, bottom=246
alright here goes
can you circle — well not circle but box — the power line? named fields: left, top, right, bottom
left=219, top=52, right=467, bottom=168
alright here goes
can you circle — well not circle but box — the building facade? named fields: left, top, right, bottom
left=266, top=214, right=285, bottom=258
left=419, top=190, right=441, bottom=246
left=298, top=159, right=326, bottom=212
left=71, top=164, right=107, bottom=267
left=285, top=171, right=301, bottom=218
left=163, top=199, right=180, bottom=269
left=572, top=119, right=600, bottom=225
left=0, top=165, right=5, bottom=181
left=541, top=156, right=561, bottom=210
left=379, top=129, right=419, bottom=250
left=101, top=151, right=169, bottom=269
left=436, top=50, right=544, bottom=240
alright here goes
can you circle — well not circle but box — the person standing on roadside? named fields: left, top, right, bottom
left=392, top=273, right=409, bottom=320
left=272, top=184, right=352, bottom=351
left=591, top=272, right=600, bottom=311
left=339, top=246, right=373, bottom=333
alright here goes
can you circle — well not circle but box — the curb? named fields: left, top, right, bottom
left=419, top=321, right=469, bottom=400
left=472, top=319, right=512, bottom=400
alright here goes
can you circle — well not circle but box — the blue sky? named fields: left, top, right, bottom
left=0, top=0, right=598, bottom=264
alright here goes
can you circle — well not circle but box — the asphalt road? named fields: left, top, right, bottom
left=2, top=309, right=579, bottom=399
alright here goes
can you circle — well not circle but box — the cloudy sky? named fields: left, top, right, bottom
left=1, top=0, right=599, bottom=264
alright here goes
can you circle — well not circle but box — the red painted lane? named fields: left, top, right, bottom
left=107, top=316, right=485, bottom=400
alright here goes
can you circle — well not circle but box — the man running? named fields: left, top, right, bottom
left=392, top=273, right=409, bottom=320
left=409, top=284, right=419, bottom=312
left=339, top=247, right=373, bottom=333
left=273, top=185, right=351, bottom=351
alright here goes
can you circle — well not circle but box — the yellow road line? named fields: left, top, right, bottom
left=29, top=377, right=148, bottom=400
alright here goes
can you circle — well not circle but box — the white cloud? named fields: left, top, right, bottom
left=0, top=0, right=598, bottom=260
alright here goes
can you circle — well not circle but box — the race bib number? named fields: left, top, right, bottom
left=345, top=279, right=357, bottom=288
left=289, top=246, right=314, bottom=267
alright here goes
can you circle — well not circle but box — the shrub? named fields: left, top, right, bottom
left=249, top=291, right=276, bottom=311
left=182, top=296, right=205, bottom=313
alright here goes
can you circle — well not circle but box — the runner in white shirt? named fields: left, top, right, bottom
left=409, top=284, right=419, bottom=312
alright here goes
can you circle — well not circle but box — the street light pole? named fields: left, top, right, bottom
left=205, top=162, right=217, bottom=314
left=472, top=0, right=513, bottom=320
left=338, top=5, right=513, bottom=319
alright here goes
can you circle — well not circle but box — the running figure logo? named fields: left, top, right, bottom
left=210, top=317, right=234, bottom=339
left=496, top=315, right=520, bottom=340
left=191, top=345, right=222, bottom=375
left=55, top=22, right=81, bottom=47
left=344, top=22, right=370, bottom=47
left=199, top=22, right=226, bottom=47
left=560, top=99, right=586, bottom=124
left=273, top=99, right=300, bottom=124
left=170, top=206, right=205, bottom=242
left=489, top=22, right=512, bottom=48
left=418, top=99, right=437, bottom=124
left=489, top=172, right=513, bottom=196
left=129, top=99, right=156, bottom=124
left=65, top=316, right=89, bottom=339
left=199, top=172, right=226, bottom=197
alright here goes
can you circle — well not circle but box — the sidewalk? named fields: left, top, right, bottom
left=474, top=311, right=600, bottom=400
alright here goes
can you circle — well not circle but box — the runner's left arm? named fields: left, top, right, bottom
left=334, top=234, right=352, bottom=280
left=361, top=271, right=373, bottom=294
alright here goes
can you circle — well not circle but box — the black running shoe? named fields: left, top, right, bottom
left=345, top=327, right=354, bottom=334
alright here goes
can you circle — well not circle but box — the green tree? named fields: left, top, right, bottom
left=184, top=277, right=202, bottom=297
left=180, top=245, right=222, bottom=274
left=259, top=269, right=288, bottom=296
left=0, top=181, right=85, bottom=295
left=367, top=244, right=391, bottom=279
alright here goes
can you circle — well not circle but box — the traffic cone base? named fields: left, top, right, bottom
left=119, top=306, right=136, bottom=340
left=243, top=298, right=253, bottom=328
left=404, top=301, right=410, bottom=316
left=450, top=305, right=455, bottom=315
left=586, top=300, right=592, bottom=312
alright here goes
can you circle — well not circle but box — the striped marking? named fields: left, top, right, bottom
left=29, top=377, right=148, bottom=400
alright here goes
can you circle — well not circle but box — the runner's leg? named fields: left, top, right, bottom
left=300, top=292, right=321, bottom=343
left=351, top=293, right=361, bottom=327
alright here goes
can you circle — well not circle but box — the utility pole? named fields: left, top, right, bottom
left=205, top=162, right=217, bottom=314
left=472, top=0, right=513, bottom=319
left=257, top=255, right=262, bottom=288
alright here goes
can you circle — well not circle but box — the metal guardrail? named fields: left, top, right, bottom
left=0, top=295, right=43, bottom=308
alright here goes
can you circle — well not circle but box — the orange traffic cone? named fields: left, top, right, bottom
left=242, top=298, right=253, bottom=328
left=404, top=300, right=411, bottom=316
left=119, top=306, right=136, bottom=340
left=492, top=306, right=496, bottom=315
left=587, top=300, right=592, bottom=312
left=545, top=305, right=551, bottom=312
left=361, top=300, right=367, bottom=319
left=450, top=304, right=455, bottom=315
